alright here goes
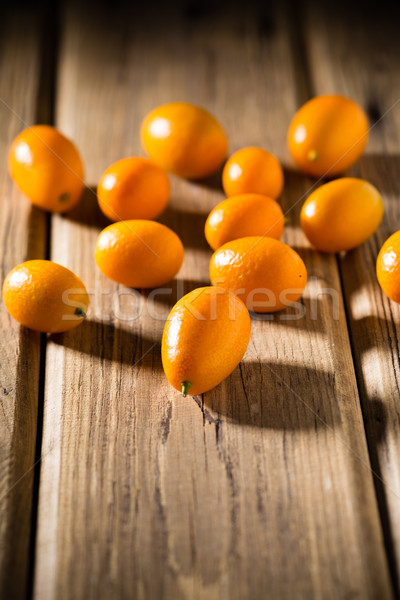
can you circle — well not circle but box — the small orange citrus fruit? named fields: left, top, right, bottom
left=222, top=147, right=284, bottom=198
left=8, top=125, right=84, bottom=212
left=288, top=95, right=369, bottom=177
left=162, top=286, right=251, bottom=396
left=210, top=236, right=307, bottom=313
left=376, top=231, right=400, bottom=304
left=140, top=102, right=228, bottom=179
left=97, top=157, right=170, bottom=221
left=95, top=220, right=184, bottom=288
left=2, top=260, right=89, bottom=333
left=300, top=178, right=383, bottom=253
left=205, top=193, right=284, bottom=250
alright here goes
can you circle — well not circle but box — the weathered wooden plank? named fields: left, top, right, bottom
left=0, top=8, right=48, bottom=599
left=302, top=4, right=400, bottom=593
left=34, top=3, right=391, bottom=599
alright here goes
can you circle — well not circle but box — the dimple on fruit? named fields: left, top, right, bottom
left=210, top=236, right=307, bottom=313
left=97, top=157, right=170, bottom=221
left=287, top=95, right=369, bottom=177
left=222, top=147, right=284, bottom=198
left=8, top=125, right=84, bottom=213
left=95, top=220, right=184, bottom=288
left=376, top=231, right=400, bottom=304
left=205, top=193, right=284, bottom=250
left=2, top=260, right=89, bottom=333
left=162, top=286, right=251, bottom=396
left=300, top=177, right=383, bottom=253
left=140, top=102, right=228, bottom=179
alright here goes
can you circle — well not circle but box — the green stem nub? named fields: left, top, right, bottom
left=75, top=307, right=87, bottom=318
left=307, top=149, right=319, bottom=162
left=181, top=381, right=192, bottom=397
left=284, top=216, right=291, bottom=225
left=59, top=193, right=70, bottom=203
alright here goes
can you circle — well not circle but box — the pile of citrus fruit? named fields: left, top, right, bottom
left=3, top=96, right=398, bottom=397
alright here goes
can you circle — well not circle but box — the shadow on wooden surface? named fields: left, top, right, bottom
left=250, top=296, right=342, bottom=333
left=142, top=277, right=210, bottom=308
left=159, top=205, right=210, bottom=249
left=49, top=320, right=160, bottom=364
left=283, top=155, right=400, bottom=201
left=359, top=154, right=400, bottom=192
left=62, top=186, right=110, bottom=230
left=191, top=165, right=225, bottom=192
left=204, top=361, right=341, bottom=429
left=281, top=166, right=322, bottom=207
left=63, top=186, right=214, bottom=252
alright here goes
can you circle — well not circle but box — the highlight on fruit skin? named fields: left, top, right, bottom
left=95, top=220, right=184, bottom=288
left=210, top=236, right=307, bottom=313
left=97, top=157, right=170, bottom=221
left=222, top=147, right=284, bottom=199
left=287, top=95, right=369, bottom=177
left=140, top=102, right=228, bottom=179
left=205, top=193, right=284, bottom=251
left=300, top=177, right=383, bottom=253
left=2, top=260, right=89, bottom=333
left=162, top=286, right=251, bottom=396
left=376, top=231, right=400, bottom=304
left=8, top=125, right=84, bottom=213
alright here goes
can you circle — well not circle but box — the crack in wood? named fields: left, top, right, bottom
left=160, top=401, right=172, bottom=445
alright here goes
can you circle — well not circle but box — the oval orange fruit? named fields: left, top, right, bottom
left=205, top=193, right=284, bottom=250
left=97, top=157, right=170, bottom=221
left=140, top=102, right=228, bottom=179
left=210, top=237, right=307, bottom=313
left=8, top=125, right=84, bottom=212
left=287, top=95, right=369, bottom=177
left=2, top=260, right=89, bottom=333
left=376, top=231, right=400, bottom=304
left=95, top=220, right=184, bottom=288
left=162, top=286, right=251, bottom=396
left=300, top=178, right=383, bottom=253
left=222, top=147, right=284, bottom=198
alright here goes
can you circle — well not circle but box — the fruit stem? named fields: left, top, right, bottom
left=75, top=307, right=86, bottom=318
left=307, top=149, right=319, bottom=162
left=284, top=216, right=291, bottom=225
left=181, top=381, right=192, bottom=397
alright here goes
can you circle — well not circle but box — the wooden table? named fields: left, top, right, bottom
left=1, top=2, right=399, bottom=598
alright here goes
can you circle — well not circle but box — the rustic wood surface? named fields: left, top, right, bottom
left=303, top=4, right=400, bottom=593
left=0, top=7, right=49, bottom=599
left=0, top=2, right=399, bottom=599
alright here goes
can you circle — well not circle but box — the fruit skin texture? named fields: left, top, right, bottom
left=8, top=125, right=84, bottom=212
left=95, top=220, right=184, bottom=288
left=97, top=157, right=170, bottom=221
left=140, top=102, right=228, bottom=179
left=162, top=286, right=251, bottom=395
left=287, top=95, right=369, bottom=177
left=210, top=236, right=307, bottom=313
left=2, top=260, right=89, bottom=333
left=205, top=193, right=284, bottom=250
left=300, top=178, right=383, bottom=253
left=222, top=147, right=284, bottom=198
left=376, top=231, right=400, bottom=304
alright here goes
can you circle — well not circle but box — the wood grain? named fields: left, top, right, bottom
left=302, top=4, right=400, bottom=592
left=0, top=8, right=48, bottom=599
left=33, top=2, right=392, bottom=599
